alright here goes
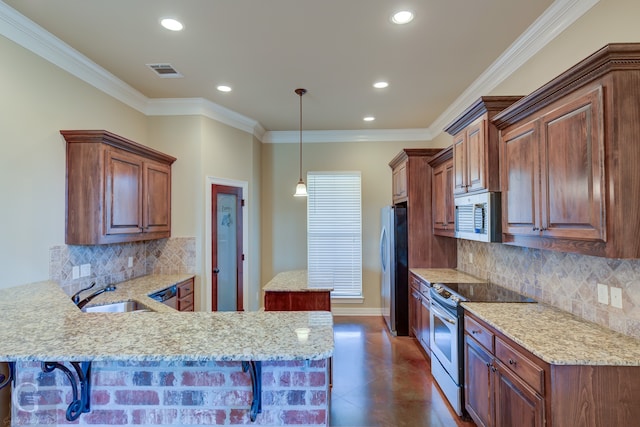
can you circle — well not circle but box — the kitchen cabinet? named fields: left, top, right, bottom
left=444, top=97, right=522, bottom=196
left=389, top=149, right=457, bottom=268
left=464, top=310, right=640, bottom=427
left=264, top=290, right=331, bottom=311
left=61, top=130, right=176, bottom=245
left=177, top=278, right=195, bottom=312
left=392, top=161, right=408, bottom=203
left=429, top=147, right=455, bottom=237
left=409, top=273, right=431, bottom=355
left=494, top=43, right=640, bottom=258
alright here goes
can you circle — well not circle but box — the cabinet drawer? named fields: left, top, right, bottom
left=178, top=293, right=194, bottom=311
left=177, top=279, right=194, bottom=298
left=495, top=337, right=544, bottom=394
left=465, top=315, right=494, bottom=351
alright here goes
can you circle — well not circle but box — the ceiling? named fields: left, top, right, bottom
left=3, top=0, right=566, bottom=139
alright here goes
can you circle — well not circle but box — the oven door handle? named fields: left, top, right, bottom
left=431, top=304, right=457, bottom=325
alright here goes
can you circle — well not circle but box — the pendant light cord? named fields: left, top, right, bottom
left=296, top=88, right=306, bottom=181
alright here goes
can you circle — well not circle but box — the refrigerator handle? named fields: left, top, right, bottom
left=380, top=227, right=387, bottom=272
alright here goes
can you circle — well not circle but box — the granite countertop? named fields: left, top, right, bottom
left=410, top=268, right=486, bottom=284
left=462, top=302, right=640, bottom=366
left=263, top=270, right=333, bottom=292
left=0, top=277, right=334, bottom=363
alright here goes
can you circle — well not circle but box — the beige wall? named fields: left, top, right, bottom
left=0, top=35, right=147, bottom=289
left=260, top=139, right=447, bottom=311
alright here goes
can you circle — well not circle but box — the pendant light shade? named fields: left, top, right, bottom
left=293, top=88, right=308, bottom=197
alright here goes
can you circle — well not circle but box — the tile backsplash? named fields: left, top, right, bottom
left=457, top=240, right=640, bottom=339
left=50, top=237, right=196, bottom=297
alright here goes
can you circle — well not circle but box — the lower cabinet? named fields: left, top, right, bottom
left=464, top=311, right=640, bottom=427
left=264, top=291, right=331, bottom=311
left=410, top=273, right=431, bottom=355
left=177, top=278, right=195, bottom=312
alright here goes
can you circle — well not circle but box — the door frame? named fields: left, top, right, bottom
left=205, top=176, right=249, bottom=312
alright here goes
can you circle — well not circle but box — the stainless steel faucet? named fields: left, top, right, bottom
left=71, top=282, right=117, bottom=309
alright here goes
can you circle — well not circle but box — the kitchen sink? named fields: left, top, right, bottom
left=81, top=300, right=152, bottom=313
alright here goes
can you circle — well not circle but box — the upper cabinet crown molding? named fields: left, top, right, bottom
left=444, top=97, right=524, bottom=137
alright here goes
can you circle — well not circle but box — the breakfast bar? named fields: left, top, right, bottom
left=0, top=279, right=333, bottom=426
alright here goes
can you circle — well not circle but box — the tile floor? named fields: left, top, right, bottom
left=330, top=316, right=476, bottom=427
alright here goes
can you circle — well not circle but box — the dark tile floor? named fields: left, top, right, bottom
left=330, top=316, right=476, bottom=427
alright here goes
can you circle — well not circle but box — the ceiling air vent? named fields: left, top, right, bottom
left=146, top=63, right=183, bottom=78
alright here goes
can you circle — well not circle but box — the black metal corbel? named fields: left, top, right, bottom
left=242, top=361, right=262, bottom=422
left=41, top=361, right=92, bottom=421
left=0, top=362, right=15, bottom=390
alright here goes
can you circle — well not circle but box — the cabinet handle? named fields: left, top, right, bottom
left=509, top=359, right=517, bottom=366
left=471, top=330, right=481, bottom=335
left=532, top=227, right=539, bottom=231
left=540, top=227, right=547, bottom=231
left=491, top=366, right=497, bottom=372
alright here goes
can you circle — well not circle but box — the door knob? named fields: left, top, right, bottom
left=213, top=268, right=220, bottom=274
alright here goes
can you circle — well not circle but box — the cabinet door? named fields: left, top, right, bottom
left=494, top=360, right=544, bottom=427
left=419, top=295, right=430, bottom=351
left=453, top=132, right=467, bottom=195
left=392, top=162, right=408, bottom=202
left=501, top=121, right=540, bottom=236
left=144, top=160, right=171, bottom=233
left=432, top=163, right=448, bottom=231
left=409, top=287, right=421, bottom=338
left=465, top=336, right=493, bottom=427
left=105, top=149, right=143, bottom=235
left=466, top=119, right=486, bottom=193
left=539, top=86, right=605, bottom=241
left=444, top=161, right=455, bottom=226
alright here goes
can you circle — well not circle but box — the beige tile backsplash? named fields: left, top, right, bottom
left=50, top=237, right=196, bottom=297
left=457, top=240, right=640, bottom=339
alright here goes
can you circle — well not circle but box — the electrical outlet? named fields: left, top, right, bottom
left=468, top=253, right=473, bottom=264
left=128, top=256, right=133, bottom=268
left=610, top=286, right=623, bottom=309
left=72, top=266, right=80, bottom=280
left=80, top=263, right=91, bottom=277
left=597, top=283, right=609, bottom=305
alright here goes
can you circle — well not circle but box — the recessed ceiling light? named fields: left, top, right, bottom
left=391, top=10, right=414, bottom=25
left=373, top=81, right=389, bottom=89
left=363, top=116, right=376, bottom=122
left=160, top=18, right=183, bottom=31
left=217, top=85, right=232, bottom=92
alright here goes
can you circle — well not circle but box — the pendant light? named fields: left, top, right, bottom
left=294, top=88, right=308, bottom=197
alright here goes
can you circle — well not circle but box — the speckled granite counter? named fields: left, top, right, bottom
left=410, top=268, right=486, bottom=284
left=462, top=302, right=640, bottom=366
left=0, top=277, right=334, bottom=362
left=263, top=270, right=333, bottom=292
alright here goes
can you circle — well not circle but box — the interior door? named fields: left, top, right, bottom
left=211, top=184, right=243, bottom=311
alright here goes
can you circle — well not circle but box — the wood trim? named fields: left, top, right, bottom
left=444, top=96, right=524, bottom=136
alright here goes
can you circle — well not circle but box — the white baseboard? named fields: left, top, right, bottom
left=331, top=307, right=382, bottom=316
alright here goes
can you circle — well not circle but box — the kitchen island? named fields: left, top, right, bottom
left=263, top=270, right=332, bottom=311
left=0, top=278, right=333, bottom=426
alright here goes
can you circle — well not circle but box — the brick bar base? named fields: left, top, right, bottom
left=12, top=359, right=329, bottom=426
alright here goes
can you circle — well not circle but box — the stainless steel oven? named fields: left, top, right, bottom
left=429, top=291, right=463, bottom=416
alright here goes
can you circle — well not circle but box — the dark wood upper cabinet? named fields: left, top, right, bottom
left=494, top=43, right=640, bottom=258
left=429, top=147, right=455, bottom=237
left=445, top=96, right=523, bottom=196
left=61, top=130, right=176, bottom=245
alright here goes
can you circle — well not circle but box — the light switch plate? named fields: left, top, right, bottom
left=610, top=286, right=623, bottom=309
left=80, top=263, right=91, bottom=277
left=597, top=283, right=609, bottom=305
left=128, top=256, right=133, bottom=268
left=72, top=266, right=80, bottom=280
left=468, top=253, right=473, bottom=264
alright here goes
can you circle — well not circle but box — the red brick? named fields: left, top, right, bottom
left=94, top=371, right=127, bottom=386
left=210, top=389, right=252, bottom=406
left=309, top=372, right=326, bottom=387
left=230, top=370, right=251, bottom=386
left=115, top=390, right=159, bottom=405
left=281, top=409, right=327, bottom=425
left=279, top=371, right=291, bottom=386
left=262, top=371, right=276, bottom=386
left=181, top=370, right=225, bottom=386
left=310, top=390, right=327, bottom=405
left=292, top=372, right=307, bottom=386
left=180, top=408, right=226, bottom=425
left=91, top=390, right=111, bottom=405
left=309, top=359, right=327, bottom=368
left=83, top=409, right=128, bottom=424
left=132, top=408, right=178, bottom=424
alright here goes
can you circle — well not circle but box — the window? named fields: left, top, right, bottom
left=307, top=171, right=362, bottom=298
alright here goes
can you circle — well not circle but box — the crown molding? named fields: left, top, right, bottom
left=0, top=0, right=598, bottom=144
left=429, top=0, right=600, bottom=135
left=263, top=128, right=433, bottom=144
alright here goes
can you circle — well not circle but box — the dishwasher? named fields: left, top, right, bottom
left=149, top=286, right=177, bottom=309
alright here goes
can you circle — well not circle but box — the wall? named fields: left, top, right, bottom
left=260, top=140, right=441, bottom=312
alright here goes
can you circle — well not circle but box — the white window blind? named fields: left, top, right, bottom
left=307, top=171, right=362, bottom=297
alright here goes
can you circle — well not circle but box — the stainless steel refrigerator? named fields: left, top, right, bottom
left=380, top=204, right=409, bottom=336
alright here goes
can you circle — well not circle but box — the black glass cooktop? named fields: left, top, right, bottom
left=435, top=282, right=536, bottom=304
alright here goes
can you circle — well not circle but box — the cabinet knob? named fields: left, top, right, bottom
left=471, top=330, right=481, bottom=335
left=532, top=227, right=539, bottom=231
left=491, top=366, right=497, bottom=372
left=509, top=359, right=517, bottom=366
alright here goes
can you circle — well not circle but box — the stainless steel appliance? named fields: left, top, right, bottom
left=149, top=286, right=177, bottom=309
left=454, top=192, right=501, bottom=242
left=380, top=204, right=409, bottom=336
left=429, top=282, right=535, bottom=416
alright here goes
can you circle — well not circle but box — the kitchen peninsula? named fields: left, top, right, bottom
left=0, top=277, right=333, bottom=426
left=263, top=270, right=332, bottom=311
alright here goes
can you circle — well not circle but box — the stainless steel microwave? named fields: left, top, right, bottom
left=454, top=192, right=502, bottom=242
